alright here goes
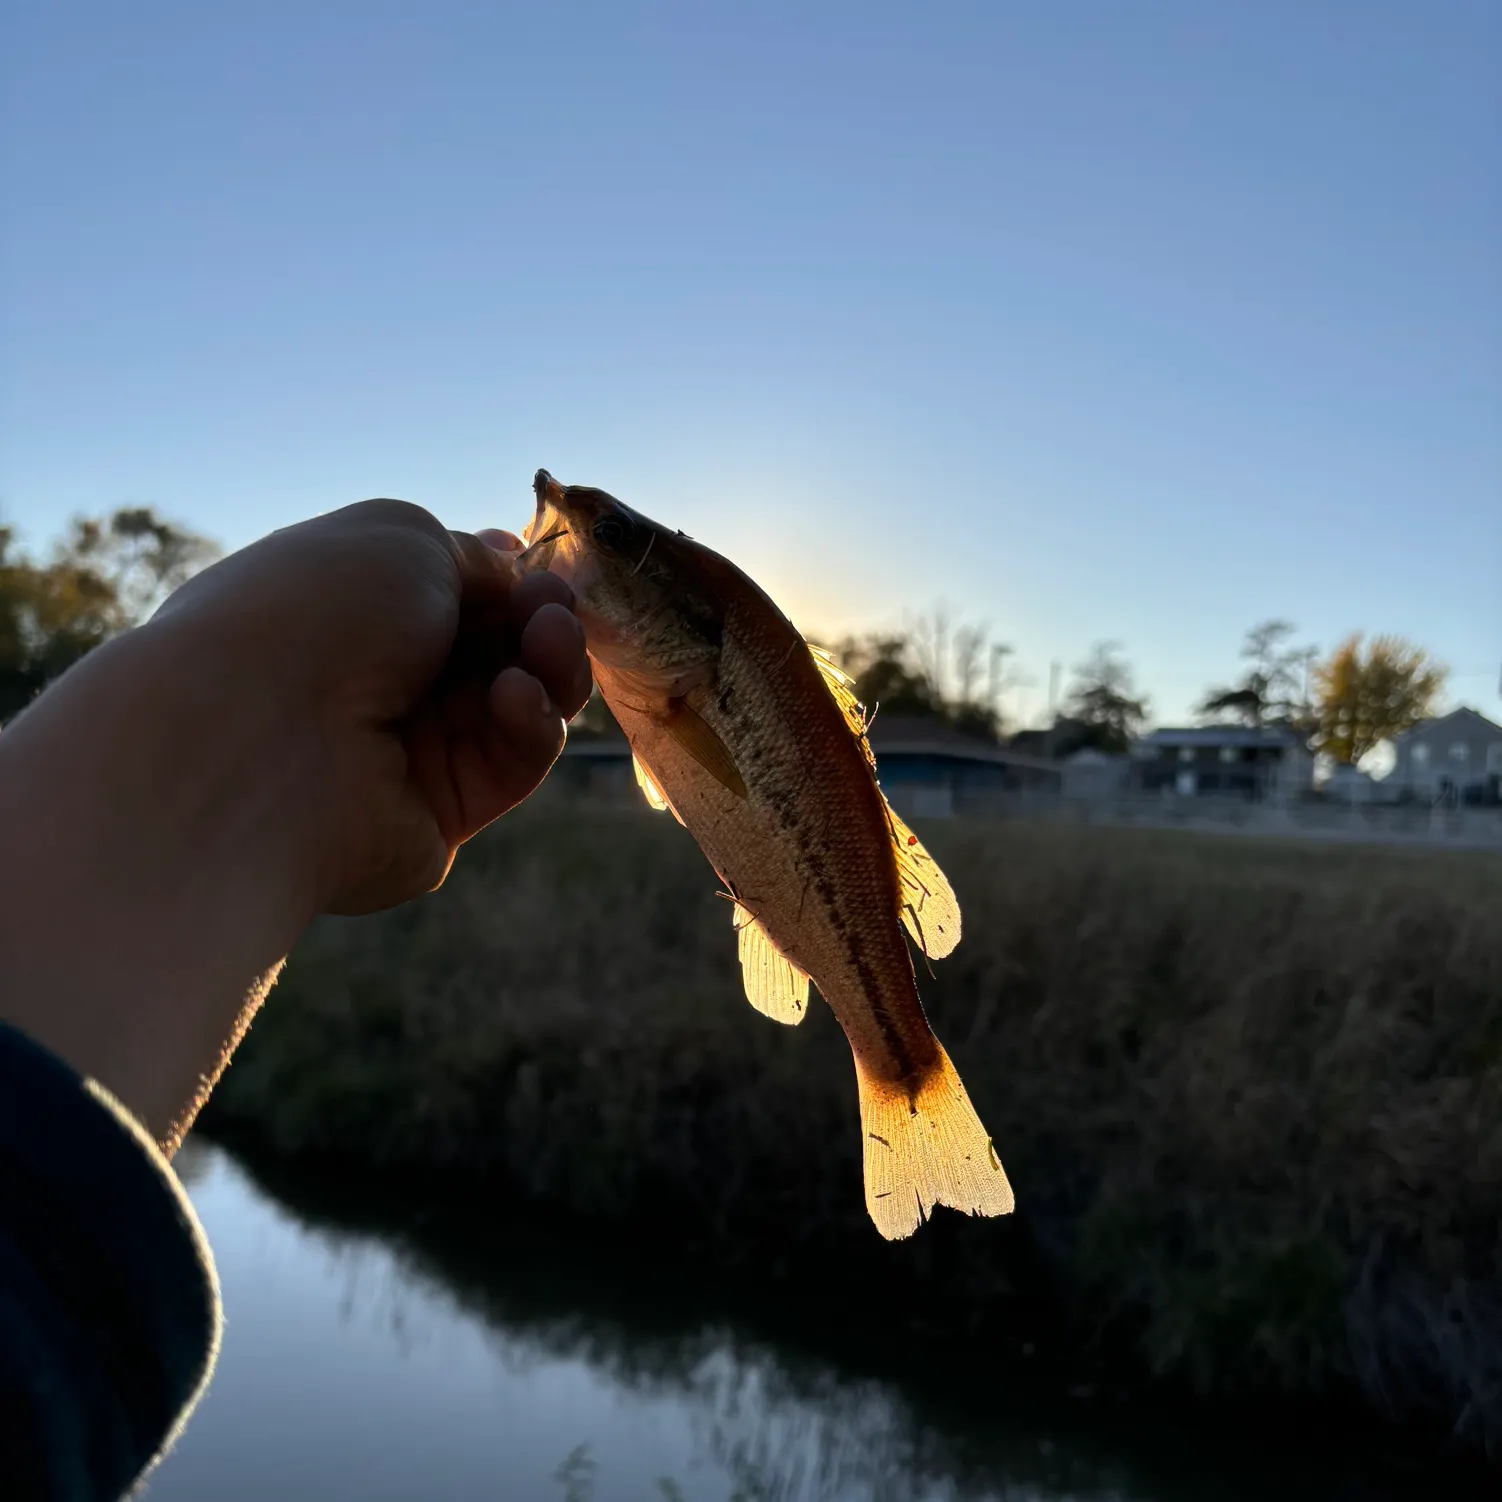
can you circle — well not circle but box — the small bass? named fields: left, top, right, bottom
left=520, top=470, right=1014, bottom=1239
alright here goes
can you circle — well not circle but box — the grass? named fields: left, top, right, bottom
left=203, top=802, right=1502, bottom=1456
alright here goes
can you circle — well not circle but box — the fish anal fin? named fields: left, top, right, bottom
left=662, top=697, right=748, bottom=799
left=855, top=1044, right=1014, bottom=1240
left=733, top=902, right=809, bottom=1025
left=883, top=796, right=962, bottom=958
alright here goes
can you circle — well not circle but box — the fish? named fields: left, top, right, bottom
left=517, top=469, right=1014, bottom=1239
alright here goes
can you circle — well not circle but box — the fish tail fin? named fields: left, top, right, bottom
left=855, top=1043, right=1014, bottom=1241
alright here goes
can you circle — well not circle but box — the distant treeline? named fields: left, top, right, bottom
left=2, top=511, right=1447, bottom=764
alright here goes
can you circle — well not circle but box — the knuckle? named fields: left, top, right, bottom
left=341, top=497, right=448, bottom=541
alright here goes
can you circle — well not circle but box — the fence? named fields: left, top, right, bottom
left=543, top=748, right=1502, bottom=851
left=949, top=786, right=1502, bottom=850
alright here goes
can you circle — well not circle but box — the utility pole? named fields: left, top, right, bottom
left=1047, top=660, right=1061, bottom=724
left=987, top=642, right=1013, bottom=719
left=1298, top=646, right=1318, bottom=720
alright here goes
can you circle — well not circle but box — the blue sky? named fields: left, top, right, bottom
left=3, top=1, right=1498, bottom=725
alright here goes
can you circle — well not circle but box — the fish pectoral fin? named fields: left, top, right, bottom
left=632, top=754, right=684, bottom=824
left=856, top=1044, right=1014, bottom=1241
left=883, top=795, right=963, bottom=958
left=661, top=697, right=748, bottom=799
left=732, top=903, right=809, bottom=1025
left=633, top=754, right=669, bottom=810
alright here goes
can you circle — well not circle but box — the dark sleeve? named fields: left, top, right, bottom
left=0, top=1023, right=220, bottom=1502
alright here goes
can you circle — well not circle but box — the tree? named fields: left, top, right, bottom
left=1312, top=633, right=1446, bottom=766
left=1198, top=618, right=1318, bottom=731
left=834, top=633, right=942, bottom=719
left=57, top=506, right=219, bottom=623
left=1060, top=640, right=1148, bottom=754
left=0, top=507, right=218, bottom=721
left=909, top=605, right=953, bottom=706
left=832, top=608, right=1014, bottom=739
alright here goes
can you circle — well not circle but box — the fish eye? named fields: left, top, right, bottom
left=593, top=512, right=636, bottom=549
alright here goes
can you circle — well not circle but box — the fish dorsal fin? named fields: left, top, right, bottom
left=662, top=697, right=748, bottom=799
left=806, top=644, right=961, bottom=958
left=632, top=754, right=685, bottom=824
left=733, top=903, right=810, bottom=1025
left=808, top=645, right=870, bottom=739
left=883, top=797, right=963, bottom=959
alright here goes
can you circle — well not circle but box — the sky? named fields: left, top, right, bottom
left=2, top=0, right=1498, bottom=726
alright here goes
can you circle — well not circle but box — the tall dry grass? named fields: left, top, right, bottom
left=205, top=804, right=1502, bottom=1453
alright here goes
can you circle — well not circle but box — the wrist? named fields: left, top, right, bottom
left=0, top=615, right=325, bottom=1141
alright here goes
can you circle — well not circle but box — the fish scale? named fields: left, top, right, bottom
left=520, top=470, right=1014, bottom=1240
left=627, top=598, right=934, bottom=1086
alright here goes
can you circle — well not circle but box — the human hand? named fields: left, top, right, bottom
left=0, top=495, right=590, bottom=1146
left=154, top=499, right=593, bottom=914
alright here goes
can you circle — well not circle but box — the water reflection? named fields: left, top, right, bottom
left=145, top=1142, right=1471, bottom=1502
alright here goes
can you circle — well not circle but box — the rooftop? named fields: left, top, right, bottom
left=561, top=711, right=1060, bottom=772
left=1389, top=705, right=1502, bottom=743
left=1139, top=725, right=1307, bottom=750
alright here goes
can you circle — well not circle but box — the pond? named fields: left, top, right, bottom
left=140, top=1142, right=1458, bottom=1502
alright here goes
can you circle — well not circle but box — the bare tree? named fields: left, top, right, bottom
left=908, top=605, right=953, bottom=705
left=952, top=622, right=988, bottom=707
left=837, top=607, right=1012, bottom=739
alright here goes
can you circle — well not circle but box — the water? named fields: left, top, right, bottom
left=139, top=1143, right=1459, bottom=1502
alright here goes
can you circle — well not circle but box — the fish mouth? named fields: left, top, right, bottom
left=524, top=468, right=568, bottom=547
left=517, top=467, right=589, bottom=586
left=532, top=468, right=564, bottom=513
left=520, top=467, right=576, bottom=560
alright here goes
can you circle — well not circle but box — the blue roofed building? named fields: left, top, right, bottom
left=1131, top=725, right=1313, bottom=801
left=863, top=716, right=1063, bottom=817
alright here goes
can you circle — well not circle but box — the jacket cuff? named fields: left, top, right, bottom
left=0, top=1023, right=220, bottom=1501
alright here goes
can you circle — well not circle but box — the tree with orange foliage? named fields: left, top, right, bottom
left=1312, top=633, right=1446, bottom=766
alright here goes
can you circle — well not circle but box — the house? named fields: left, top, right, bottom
left=1131, top=725, right=1314, bottom=800
left=1061, top=748, right=1129, bottom=801
left=549, top=713, right=1063, bottom=817
left=1008, top=716, right=1098, bottom=761
left=1322, top=762, right=1382, bottom=805
left=1383, top=707, right=1502, bottom=805
left=863, top=715, right=1062, bottom=816
left=1006, top=727, right=1054, bottom=759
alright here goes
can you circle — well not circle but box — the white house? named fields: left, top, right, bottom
left=1383, top=707, right=1502, bottom=805
left=1322, top=762, right=1382, bottom=805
